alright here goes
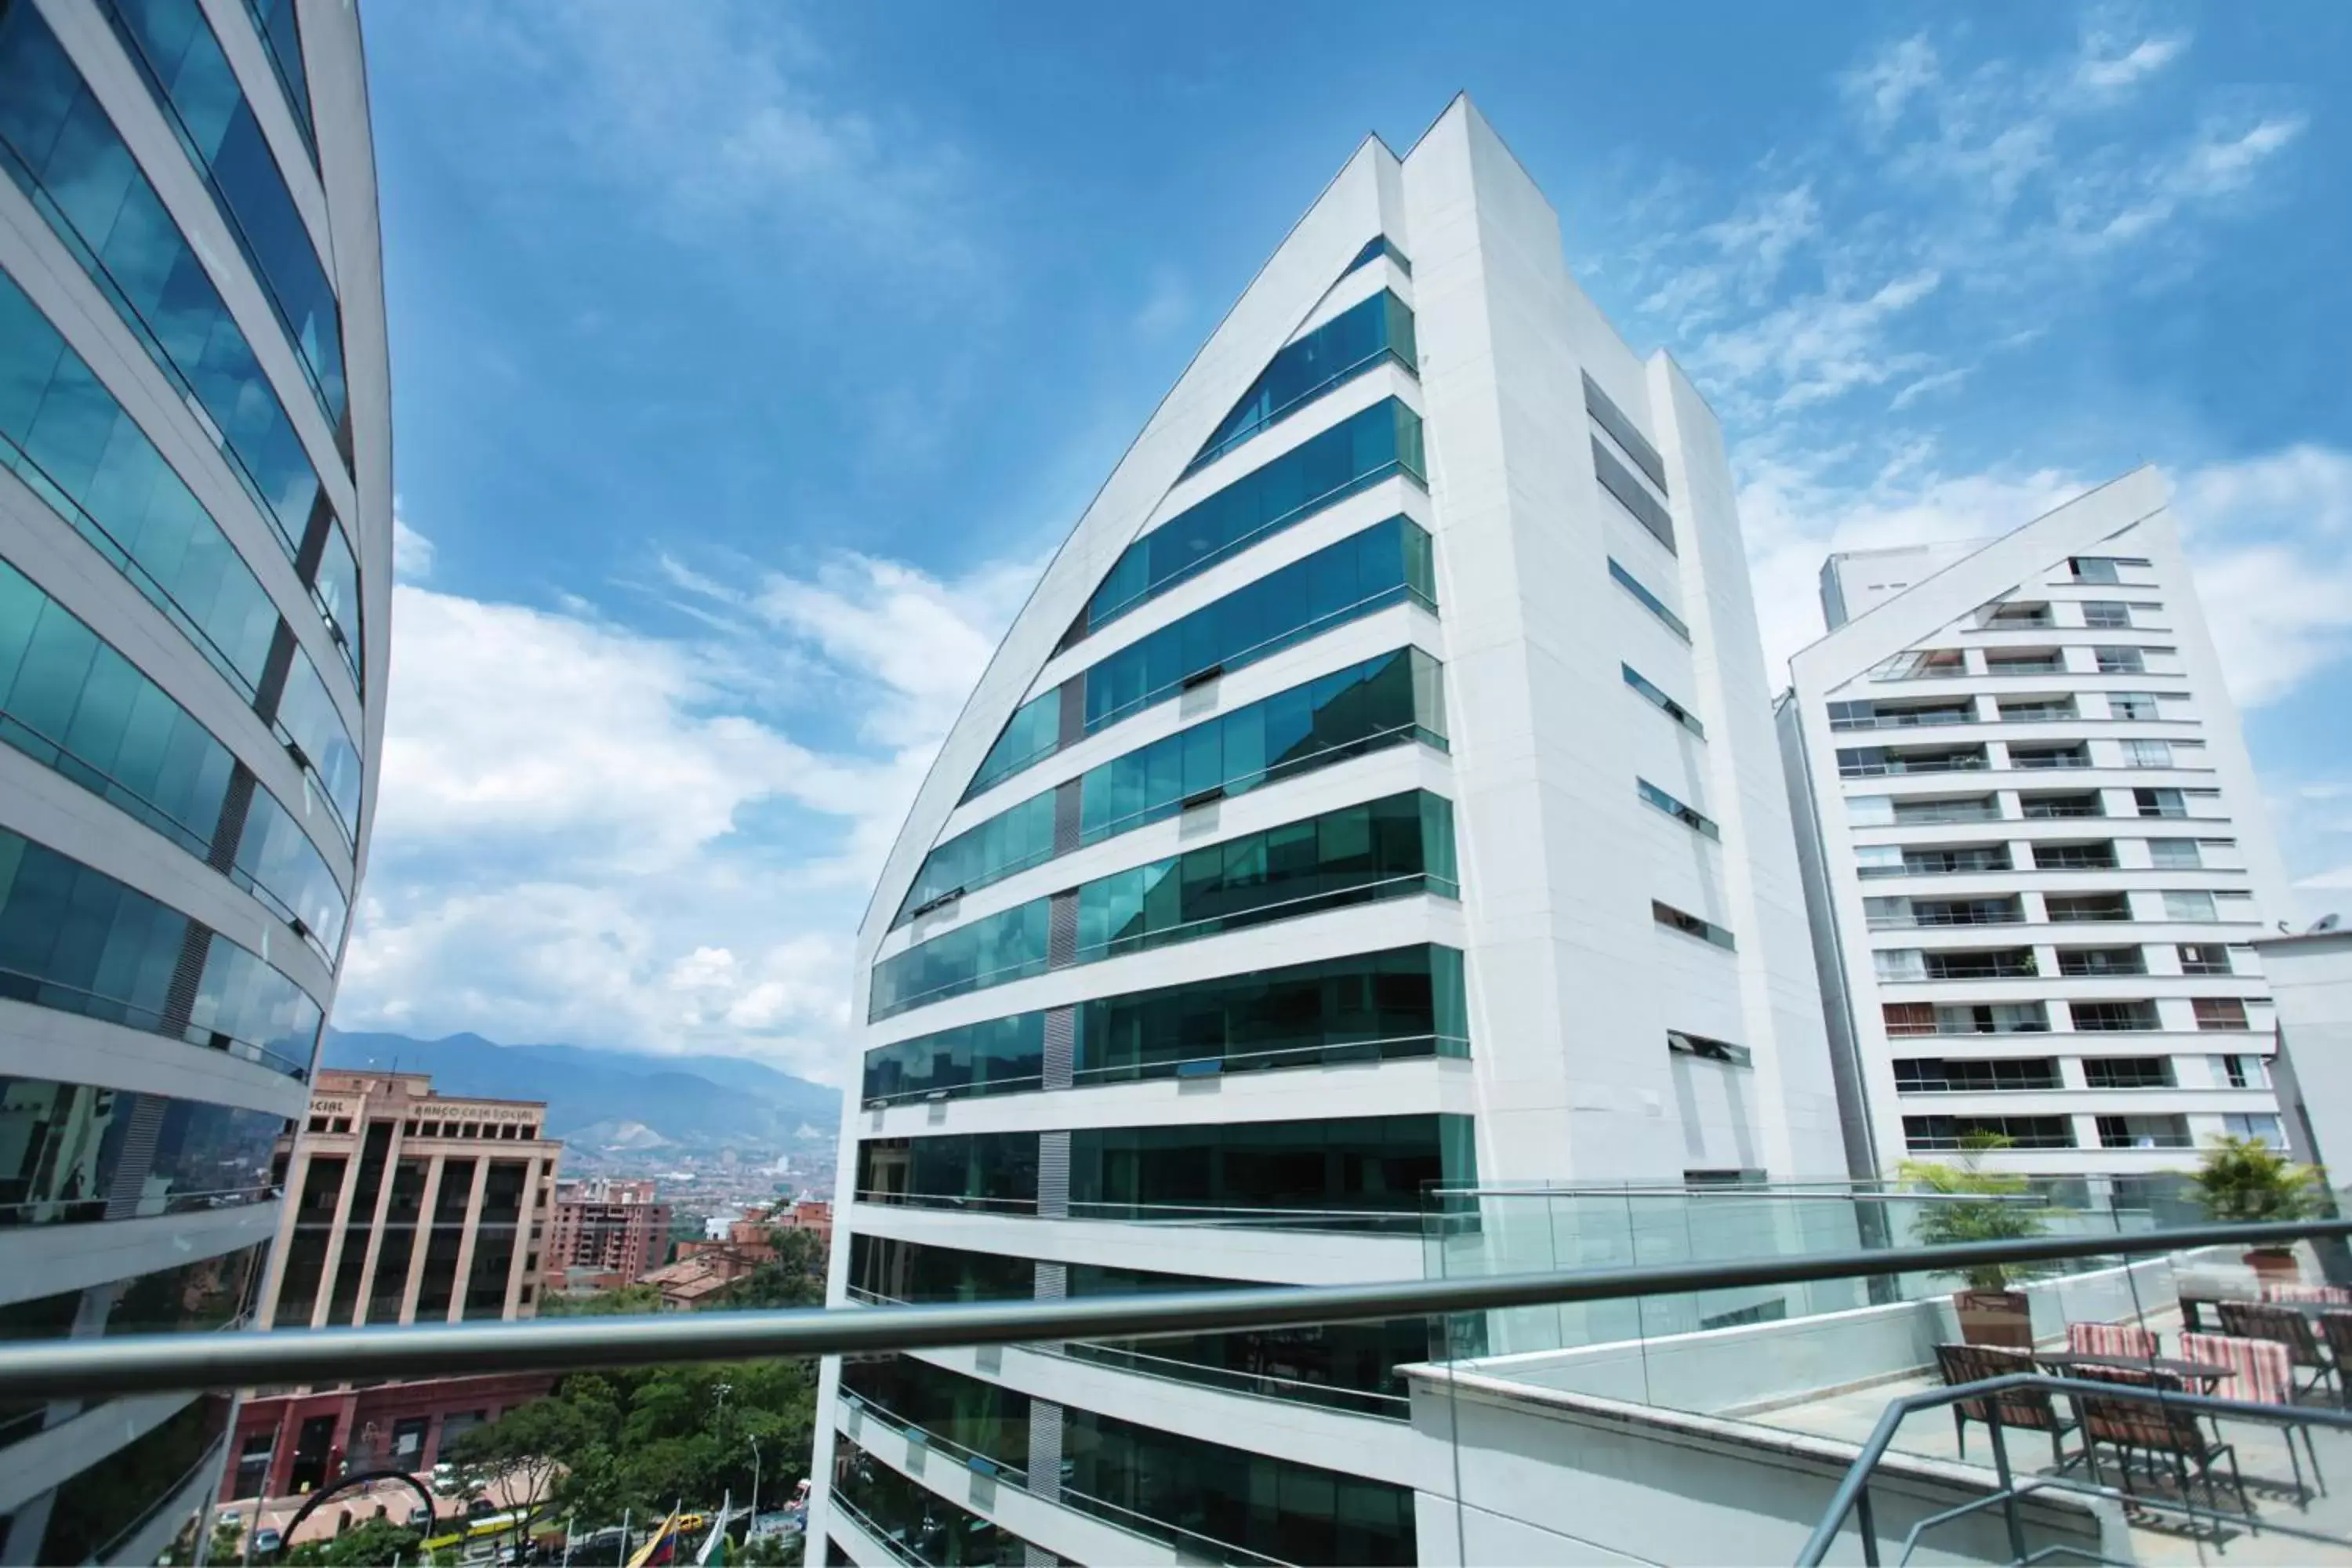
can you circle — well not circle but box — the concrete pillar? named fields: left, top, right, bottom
left=444, top=1158, right=491, bottom=1323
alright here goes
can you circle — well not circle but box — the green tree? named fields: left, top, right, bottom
left=713, top=1229, right=827, bottom=1311
left=540, top=1282, right=666, bottom=1317
left=2190, top=1134, right=2327, bottom=1223
left=1898, top=1131, right=2053, bottom=1292
left=441, top=1395, right=591, bottom=1556
left=283, top=1518, right=422, bottom=1566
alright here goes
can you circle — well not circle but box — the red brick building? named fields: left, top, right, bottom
left=545, top=1176, right=671, bottom=1287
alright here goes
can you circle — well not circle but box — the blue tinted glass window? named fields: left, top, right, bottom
left=240, top=0, right=314, bottom=156
left=1623, top=663, right=1705, bottom=737
left=1594, top=436, right=1675, bottom=554
left=0, top=1076, right=282, bottom=1227
left=965, top=517, right=1437, bottom=803
left=861, top=1012, right=1045, bottom=1105
left=1188, top=291, right=1417, bottom=474
left=1637, top=778, right=1720, bottom=840
left=312, top=519, right=361, bottom=684
left=0, top=267, right=281, bottom=698
left=230, top=782, right=347, bottom=952
left=0, top=826, right=318, bottom=1072
left=906, top=648, right=1444, bottom=925
left=872, top=789, right=1457, bottom=1021
left=0, top=0, right=348, bottom=620
left=0, top=559, right=343, bottom=957
left=1083, top=398, right=1425, bottom=635
left=1582, top=372, right=1668, bottom=492
left=1341, top=235, right=1413, bottom=278
left=1608, top=557, right=1690, bottom=641
left=1082, top=517, right=1436, bottom=735
left=866, top=898, right=1051, bottom=1021
left=1065, top=1398, right=1416, bottom=1562
left=102, top=0, right=344, bottom=426
left=964, top=686, right=1062, bottom=800
left=274, top=643, right=360, bottom=841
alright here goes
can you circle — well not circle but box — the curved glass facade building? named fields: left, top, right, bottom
left=816, top=98, right=1846, bottom=1566
left=0, top=0, right=390, bottom=1558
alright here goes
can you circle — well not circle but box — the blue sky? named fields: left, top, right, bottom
left=342, top=1, right=2352, bottom=1080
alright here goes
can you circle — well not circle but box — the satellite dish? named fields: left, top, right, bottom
left=2312, top=913, right=2343, bottom=934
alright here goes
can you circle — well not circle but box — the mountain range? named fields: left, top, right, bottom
left=321, top=1029, right=840, bottom=1152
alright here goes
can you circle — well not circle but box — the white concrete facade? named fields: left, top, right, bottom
left=815, top=97, right=1843, bottom=1566
left=0, top=0, right=390, bottom=1557
left=2250, top=929, right=2352, bottom=1178
left=1778, top=471, right=2294, bottom=1185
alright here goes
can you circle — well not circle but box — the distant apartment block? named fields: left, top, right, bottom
left=546, top=1175, right=672, bottom=1286
left=1778, top=470, right=2296, bottom=1187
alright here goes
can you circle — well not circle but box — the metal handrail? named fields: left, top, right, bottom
left=1796, top=1370, right=2352, bottom=1566
left=2, top=1220, right=2345, bottom=1402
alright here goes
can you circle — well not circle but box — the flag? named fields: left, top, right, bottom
left=627, top=1511, right=682, bottom=1567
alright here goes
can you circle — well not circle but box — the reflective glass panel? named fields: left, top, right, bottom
left=0, top=266, right=281, bottom=697
left=0, top=826, right=321, bottom=1072
left=0, top=2, right=346, bottom=606
left=0, top=1076, right=285, bottom=1225
left=0, top=558, right=347, bottom=954
left=1188, top=290, right=1417, bottom=474
left=908, top=647, right=1443, bottom=924
left=274, top=641, right=361, bottom=840
left=1082, top=398, right=1425, bottom=634
left=103, top=0, right=346, bottom=425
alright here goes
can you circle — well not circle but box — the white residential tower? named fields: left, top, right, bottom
left=1777, top=470, right=2294, bottom=1192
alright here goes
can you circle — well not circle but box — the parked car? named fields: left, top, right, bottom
left=252, top=1526, right=284, bottom=1555
left=408, top=1504, right=435, bottom=1527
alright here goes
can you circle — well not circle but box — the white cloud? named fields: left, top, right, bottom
left=463, top=0, right=969, bottom=266
left=2076, top=34, right=2186, bottom=93
left=393, top=516, right=434, bottom=582
left=336, top=525, right=1034, bottom=1082
left=1692, top=270, right=1943, bottom=413
left=2171, top=445, right=2352, bottom=706
left=1845, top=35, right=1940, bottom=135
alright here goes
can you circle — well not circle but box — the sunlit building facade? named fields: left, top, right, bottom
left=814, top=98, right=1843, bottom=1565
left=1777, top=472, right=2295, bottom=1189
left=0, top=0, right=391, bottom=1558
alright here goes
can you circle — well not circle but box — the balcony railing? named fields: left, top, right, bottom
left=13, top=1216, right=2352, bottom=1568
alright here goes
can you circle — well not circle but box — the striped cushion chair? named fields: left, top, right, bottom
left=2181, top=1330, right=2325, bottom=1501
left=2067, top=1320, right=2158, bottom=1360
left=2264, top=1283, right=2352, bottom=1307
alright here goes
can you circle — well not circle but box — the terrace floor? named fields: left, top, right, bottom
left=1757, top=1311, right=2352, bottom=1566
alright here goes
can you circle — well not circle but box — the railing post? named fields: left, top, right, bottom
left=1854, top=1486, right=1879, bottom=1567
left=1987, top=1414, right=2029, bottom=1564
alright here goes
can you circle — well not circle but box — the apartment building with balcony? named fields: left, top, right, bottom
left=813, top=97, right=1846, bottom=1566
left=0, top=0, right=392, bottom=1557
left=546, top=1175, right=673, bottom=1288
left=1777, top=470, right=2294, bottom=1187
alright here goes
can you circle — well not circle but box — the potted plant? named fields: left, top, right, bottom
left=1900, top=1132, right=2051, bottom=1348
left=2189, top=1134, right=2326, bottom=1283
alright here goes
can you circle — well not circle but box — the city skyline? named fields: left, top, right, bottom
left=342, top=0, right=2350, bottom=1084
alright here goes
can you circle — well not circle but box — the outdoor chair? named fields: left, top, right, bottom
left=2181, top=1331, right=2324, bottom=1503
left=2067, top=1319, right=2159, bottom=1360
left=2320, top=1314, right=2352, bottom=1409
left=2218, top=1301, right=2340, bottom=1401
left=2069, top=1363, right=2252, bottom=1521
left=1934, top=1342, right=2080, bottom=1470
left=2263, top=1283, right=2352, bottom=1307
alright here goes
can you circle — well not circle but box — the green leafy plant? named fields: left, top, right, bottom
left=1897, top=1131, right=2053, bottom=1293
left=2190, top=1134, right=2326, bottom=1225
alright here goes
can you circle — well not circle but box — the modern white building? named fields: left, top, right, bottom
left=2251, top=926, right=2352, bottom=1181
left=813, top=96, right=1844, bottom=1566
left=0, top=0, right=391, bottom=1559
left=1777, top=470, right=2293, bottom=1191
